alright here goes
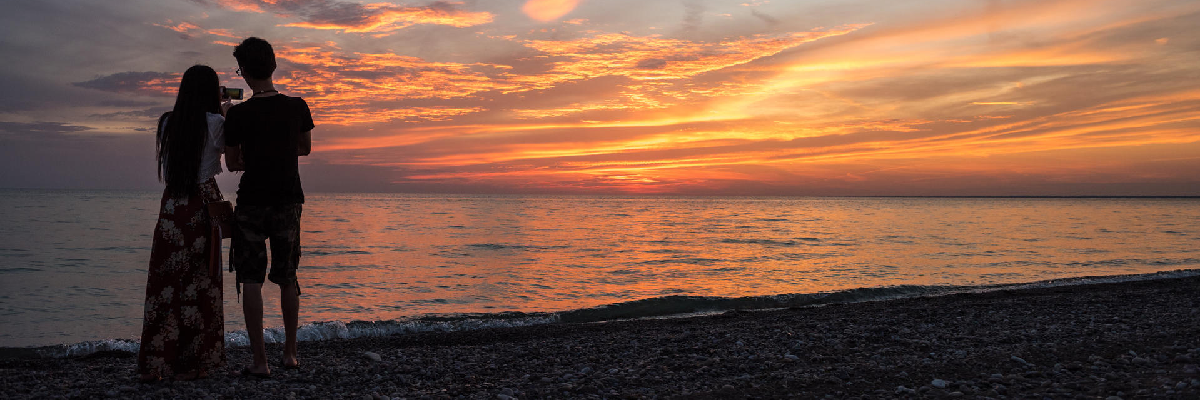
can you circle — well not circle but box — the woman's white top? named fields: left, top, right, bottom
left=198, top=112, right=225, bottom=182
left=158, top=112, right=225, bottom=182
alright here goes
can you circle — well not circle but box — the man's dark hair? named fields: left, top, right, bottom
left=233, top=37, right=276, bottom=80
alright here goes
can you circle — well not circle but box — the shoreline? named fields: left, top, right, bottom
left=3, top=273, right=1198, bottom=398
left=9, top=269, right=1200, bottom=357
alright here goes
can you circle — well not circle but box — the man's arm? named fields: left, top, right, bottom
left=297, top=130, right=311, bottom=156
left=225, top=146, right=245, bottom=171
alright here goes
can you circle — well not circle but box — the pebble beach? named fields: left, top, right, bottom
left=3, top=273, right=1198, bottom=399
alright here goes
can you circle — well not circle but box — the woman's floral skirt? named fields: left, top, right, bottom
left=137, top=179, right=225, bottom=378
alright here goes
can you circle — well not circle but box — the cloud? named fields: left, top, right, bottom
left=0, top=121, right=93, bottom=136
left=522, top=0, right=583, bottom=22
left=89, top=107, right=173, bottom=121
left=749, top=9, right=779, bottom=26
left=681, top=1, right=704, bottom=34
left=152, top=20, right=202, bottom=39
left=510, top=25, right=867, bottom=87
left=71, top=72, right=179, bottom=97
left=265, top=24, right=863, bottom=124
left=272, top=43, right=509, bottom=124
left=153, top=20, right=242, bottom=40
left=203, top=0, right=493, bottom=34
left=96, top=100, right=163, bottom=107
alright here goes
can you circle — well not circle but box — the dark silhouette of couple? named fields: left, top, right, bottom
left=138, top=37, right=314, bottom=382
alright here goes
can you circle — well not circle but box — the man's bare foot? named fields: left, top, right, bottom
left=242, top=364, right=271, bottom=378
left=282, top=353, right=299, bottom=369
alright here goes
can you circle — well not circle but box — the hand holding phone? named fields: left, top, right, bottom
left=219, top=86, right=244, bottom=100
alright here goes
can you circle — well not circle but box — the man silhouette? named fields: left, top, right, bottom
left=225, top=37, right=314, bottom=377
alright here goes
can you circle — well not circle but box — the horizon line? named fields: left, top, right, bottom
left=1, top=187, right=1197, bottom=199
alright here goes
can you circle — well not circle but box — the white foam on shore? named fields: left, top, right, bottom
left=222, top=315, right=563, bottom=348
left=33, top=315, right=563, bottom=358
left=42, top=339, right=141, bottom=358
left=24, top=268, right=1200, bottom=358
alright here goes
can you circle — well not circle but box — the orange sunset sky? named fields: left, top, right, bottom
left=0, top=0, right=1198, bottom=195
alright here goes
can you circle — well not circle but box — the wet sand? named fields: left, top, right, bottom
left=3, top=274, right=1198, bottom=399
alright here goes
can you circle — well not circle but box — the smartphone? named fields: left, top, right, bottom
left=222, top=87, right=244, bottom=100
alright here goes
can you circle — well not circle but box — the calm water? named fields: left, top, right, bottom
left=1, top=190, right=1198, bottom=347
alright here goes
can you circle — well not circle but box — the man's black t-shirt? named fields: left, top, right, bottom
left=225, top=94, right=314, bottom=205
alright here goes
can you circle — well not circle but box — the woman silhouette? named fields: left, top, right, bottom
left=137, top=64, right=231, bottom=382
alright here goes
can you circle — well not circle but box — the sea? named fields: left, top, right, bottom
left=1, top=190, right=1197, bottom=356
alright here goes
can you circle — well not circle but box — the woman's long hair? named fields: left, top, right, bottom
left=157, top=65, right=220, bottom=197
